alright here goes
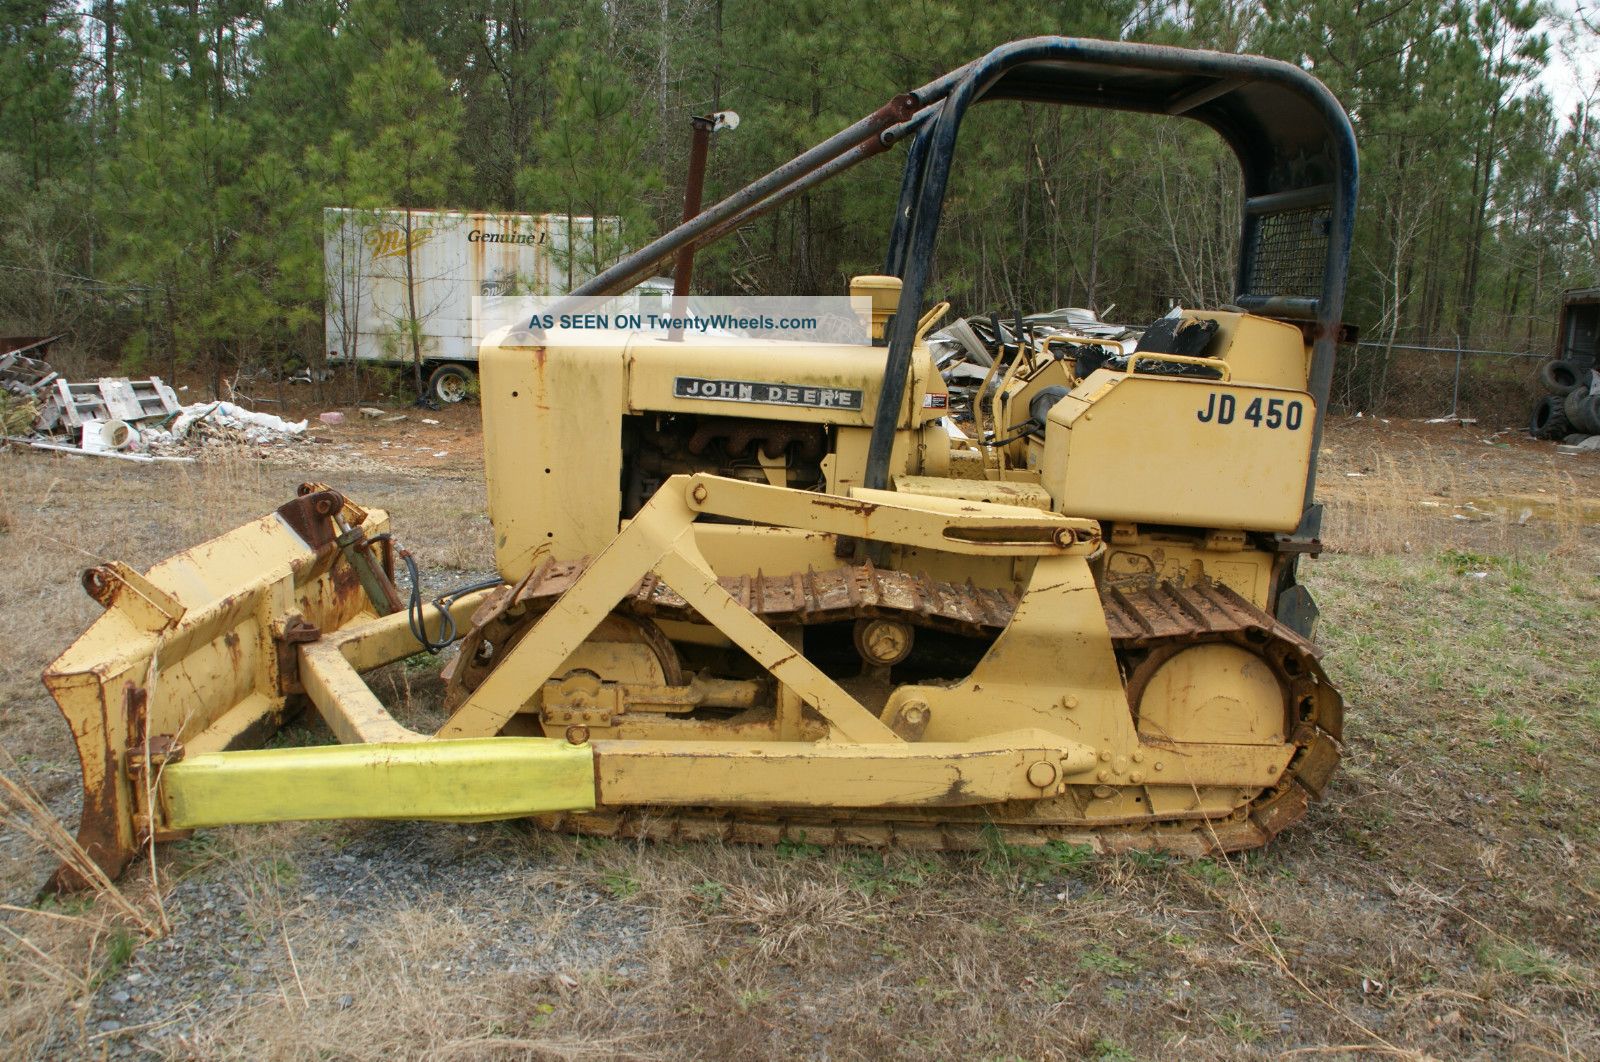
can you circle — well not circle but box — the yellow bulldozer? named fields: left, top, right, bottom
left=44, top=36, right=1355, bottom=889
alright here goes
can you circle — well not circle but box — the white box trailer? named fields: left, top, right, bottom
left=323, top=207, right=630, bottom=403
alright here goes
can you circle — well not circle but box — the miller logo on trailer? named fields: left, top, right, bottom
left=364, top=225, right=434, bottom=261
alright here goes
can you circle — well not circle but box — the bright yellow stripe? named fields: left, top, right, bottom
left=160, top=738, right=595, bottom=828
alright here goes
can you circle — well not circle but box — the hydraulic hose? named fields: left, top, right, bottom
left=400, top=549, right=503, bottom=654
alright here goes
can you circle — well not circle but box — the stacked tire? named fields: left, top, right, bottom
left=1531, top=358, right=1598, bottom=439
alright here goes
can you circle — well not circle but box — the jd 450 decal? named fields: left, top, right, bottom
left=1196, top=392, right=1304, bottom=430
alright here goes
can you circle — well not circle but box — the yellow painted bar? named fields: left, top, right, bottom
left=159, top=738, right=596, bottom=829
left=683, top=474, right=1101, bottom=554
left=594, top=731, right=1098, bottom=807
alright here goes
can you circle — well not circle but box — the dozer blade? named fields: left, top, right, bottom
left=42, top=486, right=391, bottom=889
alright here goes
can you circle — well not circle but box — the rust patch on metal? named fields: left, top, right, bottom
left=324, top=552, right=361, bottom=600
left=48, top=684, right=143, bottom=893
left=814, top=496, right=876, bottom=516
left=81, top=566, right=117, bottom=607
left=503, top=558, right=1018, bottom=638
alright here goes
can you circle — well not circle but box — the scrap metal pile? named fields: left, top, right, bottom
left=2, top=344, right=308, bottom=462
left=927, top=306, right=1212, bottom=451
left=931, top=307, right=1137, bottom=420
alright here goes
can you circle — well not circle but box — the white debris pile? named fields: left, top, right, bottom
left=142, top=401, right=309, bottom=453
left=4, top=363, right=310, bottom=462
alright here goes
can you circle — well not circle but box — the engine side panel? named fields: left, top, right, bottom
left=481, top=335, right=627, bottom=580
left=1039, top=370, right=1314, bottom=533
left=482, top=330, right=952, bottom=581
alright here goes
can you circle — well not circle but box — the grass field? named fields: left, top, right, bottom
left=1, top=415, right=1598, bottom=1060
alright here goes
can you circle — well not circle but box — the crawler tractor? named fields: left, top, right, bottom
left=46, top=37, right=1355, bottom=888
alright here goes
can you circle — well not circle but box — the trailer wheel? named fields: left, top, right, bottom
left=1539, top=358, right=1584, bottom=396
left=427, top=363, right=477, bottom=404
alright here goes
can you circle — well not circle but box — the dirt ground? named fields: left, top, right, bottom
left=1, top=409, right=1598, bottom=1060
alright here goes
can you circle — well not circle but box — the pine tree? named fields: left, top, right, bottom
left=348, top=41, right=464, bottom=397
left=0, top=0, right=86, bottom=185
left=520, top=45, right=661, bottom=286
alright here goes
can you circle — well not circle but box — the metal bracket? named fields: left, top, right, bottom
left=124, top=685, right=188, bottom=844
left=81, top=562, right=186, bottom=631
left=275, top=487, right=346, bottom=551
left=272, top=615, right=322, bottom=695
left=1272, top=503, right=1324, bottom=556
left=539, top=672, right=623, bottom=728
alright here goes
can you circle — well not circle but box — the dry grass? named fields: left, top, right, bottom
left=0, top=763, right=171, bottom=1056
left=1318, top=417, right=1600, bottom=558
left=2, top=420, right=1600, bottom=1059
left=0, top=442, right=491, bottom=1058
